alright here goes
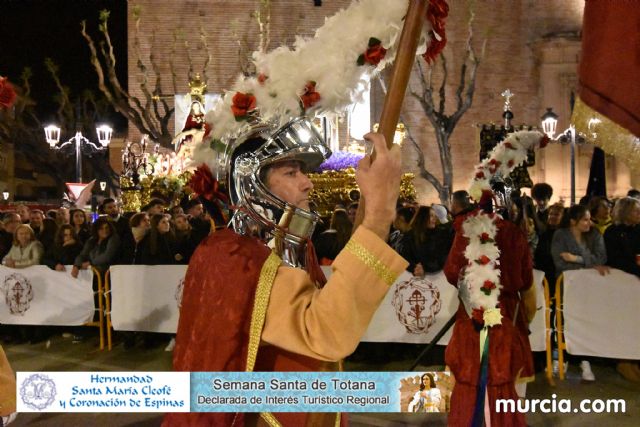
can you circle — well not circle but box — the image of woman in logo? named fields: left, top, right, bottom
left=407, top=373, right=441, bottom=412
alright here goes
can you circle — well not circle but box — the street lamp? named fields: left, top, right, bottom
left=2, top=191, right=8, bottom=202
left=540, top=107, right=586, bottom=205
left=44, top=123, right=113, bottom=183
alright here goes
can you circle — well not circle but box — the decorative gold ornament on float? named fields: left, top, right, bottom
left=308, top=167, right=416, bottom=218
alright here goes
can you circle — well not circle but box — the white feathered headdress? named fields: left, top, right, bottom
left=191, top=0, right=450, bottom=175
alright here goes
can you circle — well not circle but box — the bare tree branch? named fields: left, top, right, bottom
left=400, top=2, right=482, bottom=204
left=438, top=54, right=448, bottom=115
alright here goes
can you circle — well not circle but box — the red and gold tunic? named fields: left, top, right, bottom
left=164, top=226, right=407, bottom=427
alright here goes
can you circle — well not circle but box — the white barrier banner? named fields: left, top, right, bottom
left=109, top=265, right=187, bottom=333
left=360, top=268, right=547, bottom=351
left=563, top=269, right=640, bottom=359
left=0, top=265, right=93, bottom=326
left=108, top=264, right=546, bottom=351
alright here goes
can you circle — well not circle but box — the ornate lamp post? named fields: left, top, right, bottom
left=540, top=108, right=586, bottom=205
left=43, top=123, right=113, bottom=183
left=2, top=191, right=8, bottom=203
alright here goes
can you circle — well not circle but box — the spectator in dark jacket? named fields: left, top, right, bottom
left=138, top=214, right=176, bottom=265
left=533, top=203, right=565, bottom=288
left=401, top=206, right=454, bottom=275
left=531, top=182, right=554, bottom=232
left=173, top=214, right=198, bottom=264
left=72, top=217, right=120, bottom=276
left=0, top=213, right=20, bottom=260
left=604, top=197, right=640, bottom=277
left=120, top=212, right=150, bottom=264
left=186, top=199, right=211, bottom=244
left=43, top=224, right=83, bottom=271
left=101, top=198, right=131, bottom=240
left=70, top=208, right=91, bottom=245
left=387, top=206, right=415, bottom=253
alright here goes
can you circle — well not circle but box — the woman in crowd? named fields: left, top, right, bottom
left=2, top=224, right=43, bottom=268
left=173, top=214, right=197, bottom=264
left=604, top=197, right=640, bottom=277
left=589, top=196, right=613, bottom=235
left=43, top=225, right=83, bottom=271
left=70, top=208, right=91, bottom=245
left=604, top=197, right=640, bottom=382
left=551, top=204, right=608, bottom=381
left=72, top=217, right=120, bottom=277
left=400, top=206, right=453, bottom=276
left=551, top=204, right=608, bottom=276
left=313, top=209, right=353, bottom=265
left=509, top=195, right=539, bottom=256
left=138, top=214, right=176, bottom=265
left=533, top=203, right=565, bottom=290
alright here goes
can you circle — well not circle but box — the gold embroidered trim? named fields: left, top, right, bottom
left=260, top=412, right=282, bottom=427
left=345, top=239, right=396, bottom=286
left=246, top=251, right=281, bottom=373
left=335, top=413, right=341, bottom=427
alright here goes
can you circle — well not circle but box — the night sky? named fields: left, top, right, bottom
left=0, top=0, right=128, bottom=129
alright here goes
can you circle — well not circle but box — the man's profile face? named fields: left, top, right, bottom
left=188, top=204, right=203, bottom=218
left=104, top=202, right=119, bottom=216
left=265, top=160, right=313, bottom=210
left=148, top=204, right=164, bottom=216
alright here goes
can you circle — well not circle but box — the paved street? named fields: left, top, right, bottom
left=4, top=334, right=639, bottom=426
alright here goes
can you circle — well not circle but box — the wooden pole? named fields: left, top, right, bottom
left=353, top=0, right=428, bottom=230
left=377, top=0, right=429, bottom=149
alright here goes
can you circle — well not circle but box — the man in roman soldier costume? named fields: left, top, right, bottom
left=164, top=117, right=406, bottom=427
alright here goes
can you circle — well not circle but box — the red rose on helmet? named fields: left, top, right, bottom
left=364, top=43, right=387, bottom=66
left=189, top=164, right=228, bottom=203
left=0, top=77, right=17, bottom=109
left=301, top=81, right=321, bottom=110
left=231, top=92, right=256, bottom=119
left=475, top=171, right=485, bottom=179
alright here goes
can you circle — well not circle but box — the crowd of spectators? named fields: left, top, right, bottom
left=1, top=185, right=639, bottom=370
left=0, top=197, right=216, bottom=275
left=0, top=197, right=217, bottom=348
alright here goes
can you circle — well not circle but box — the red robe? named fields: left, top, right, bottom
left=444, top=211, right=534, bottom=427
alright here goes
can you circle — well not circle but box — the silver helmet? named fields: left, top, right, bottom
left=221, top=117, right=331, bottom=267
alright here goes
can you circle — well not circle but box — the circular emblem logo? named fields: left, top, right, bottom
left=391, top=277, right=442, bottom=334
left=20, top=374, right=57, bottom=410
left=3, top=272, right=34, bottom=315
left=175, top=278, right=185, bottom=308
